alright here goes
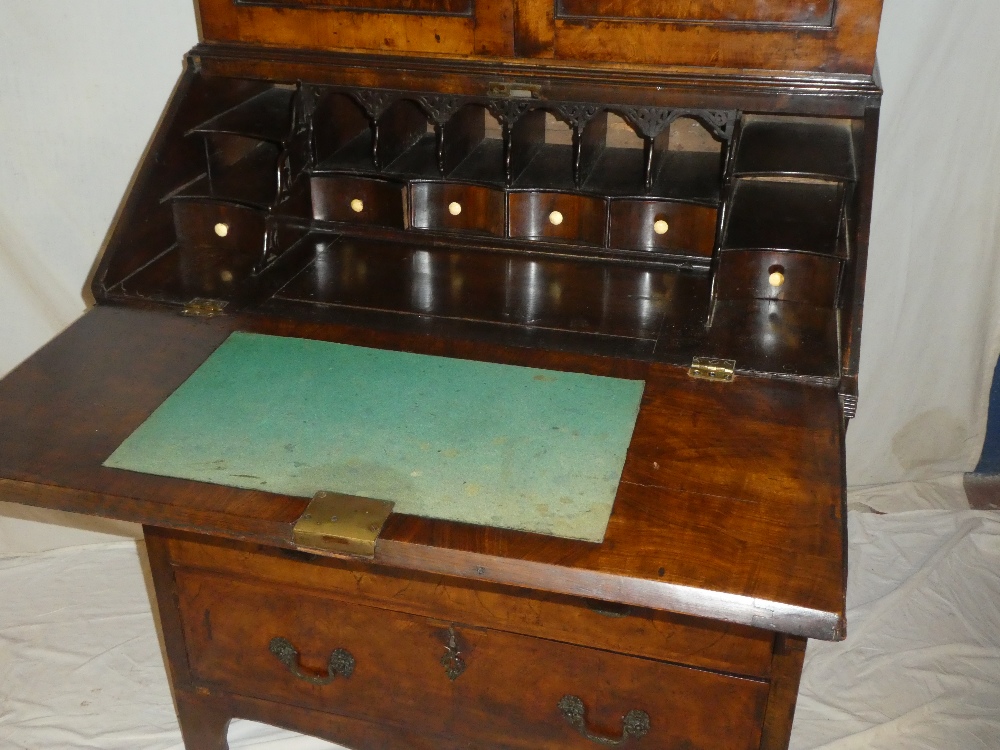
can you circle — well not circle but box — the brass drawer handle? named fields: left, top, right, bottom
left=558, top=695, right=650, bottom=746
left=269, top=636, right=355, bottom=686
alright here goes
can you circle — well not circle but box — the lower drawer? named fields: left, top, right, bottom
left=176, top=568, right=769, bottom=749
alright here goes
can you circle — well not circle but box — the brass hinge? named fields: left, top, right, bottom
left=293, top=491, right=395, bottom=558
left=182, top=298, right=228, bottom=318
left=688, top=357, right=736, bottom=383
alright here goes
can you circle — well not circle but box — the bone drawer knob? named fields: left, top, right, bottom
left=350, top=198, right=364, bottom=213
left=769, top=271, right=785, bottom=288
left=448, top=201, right=462, bottom=216
left=214, top=222, right=230, bottom=238
left=653, top=219, right=669, bottom=235
left=548, top=210, right=564, bottom=226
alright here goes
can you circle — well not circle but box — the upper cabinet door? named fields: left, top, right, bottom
left=196, top=0, right=514, bottom=57
left=535, top=0, right=885, bottom=74
left=195, top=0, right=883, bottom=76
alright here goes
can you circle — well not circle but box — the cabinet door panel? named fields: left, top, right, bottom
left=557, top=0, right=835, bottom=26
left=238, top=0, right=472, bottom=14
left=197, top=0, right=514, bottom=56
left=540, top=0, right=884, bottom=74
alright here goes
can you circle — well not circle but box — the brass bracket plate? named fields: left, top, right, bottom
left=293, top=492, right=395, bottom=558
left=182, top=298, right=227, bottom=318
left=688, top=357, right=736, bottom=383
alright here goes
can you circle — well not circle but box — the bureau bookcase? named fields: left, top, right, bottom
left=0, top=1, right=885, bottom=747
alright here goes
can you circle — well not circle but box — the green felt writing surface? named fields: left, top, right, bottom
left=104, top=333, right=645, bottom=542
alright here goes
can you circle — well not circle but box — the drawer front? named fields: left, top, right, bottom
left=410, top=182, right=507, bottom=237
left=509, top=192, right=607, bottom=245
left=609, top=200, right=717, bottom=257
left=172, top=199, right=267, bottom=298
left=311, top=175, right=407, bottom=228
left=173, top=199, right=266, bottom=256
left=166, top=535, right=775, bottom=678
left=176, top=569, right=769, bottom=749
left=715, top=249, right=842, bottom=306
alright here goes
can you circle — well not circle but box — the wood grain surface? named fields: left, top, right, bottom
left=0, top=306, right=846, bottom=639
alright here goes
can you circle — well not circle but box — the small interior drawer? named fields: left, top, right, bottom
left=715, top=249, right=842, bottom=306
left=176, top=568, right=770, bottom=750
left=311, top=174, right=407, bottom=228
left=509, top=191, right=607, bottom=245
left=172, top=199, right=267, bottom=298
left=410, top=181, right=506, bottom=237
left=173, top=199, right=266, bottom=254
left=609, top=200, right=717, bottom=256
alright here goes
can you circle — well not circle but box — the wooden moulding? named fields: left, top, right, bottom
left=190, top=46, right=885, bottom=119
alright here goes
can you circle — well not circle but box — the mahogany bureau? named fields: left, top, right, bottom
left=0, top=1, right=885, bottom=748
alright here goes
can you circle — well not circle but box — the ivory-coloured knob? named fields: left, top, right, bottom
left=549, top=210, right=564, bottom=226
left=769, top=271, right=785, bottom=288
left=214, top=222, right=229, bottom=238
left=448, top=201, right=462, bottom=216
left=653, top=219, right=669, bottom=235
left=350, top=198, right=364, bottom=213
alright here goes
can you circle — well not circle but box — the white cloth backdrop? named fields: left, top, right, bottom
left=1, top=3, right=1000, bottom=527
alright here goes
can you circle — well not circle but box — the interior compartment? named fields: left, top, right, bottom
left=647, top=117, right=726, bottom=203
left=273, top=236, right=674, bottom=340
left=311, top=91, right=374, bottom=173
left=722, top=179, right=847, bottom=256
left=731, top=116, right=856, bottom=181
left=577, top=113, right=648, bottom=196
left=375, top=99, right=436, bottom=174
left=94, top=71, right=861, bottom=382
left=509, top=111, right=576, bottom=190
left=188, top=87, right=298, bottom=146
left=440, top=105, right=506, bottom=184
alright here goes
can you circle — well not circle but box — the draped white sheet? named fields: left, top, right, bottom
left=1, top=508, right=998, bottom=749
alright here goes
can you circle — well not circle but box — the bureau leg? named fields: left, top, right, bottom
left=145, top=527, right=232, bottom=750
left=759, top=635, right=807, bottom=750
left=176, top=690, right=232, bottom=750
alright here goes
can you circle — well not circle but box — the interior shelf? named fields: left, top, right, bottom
left=188, top=87, right=297, bottom=145
left=732, top=116, right=856, bottom=181
left=722, top=179, right=847, bottom=256
left=172, top=143, right=283, bottom=208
